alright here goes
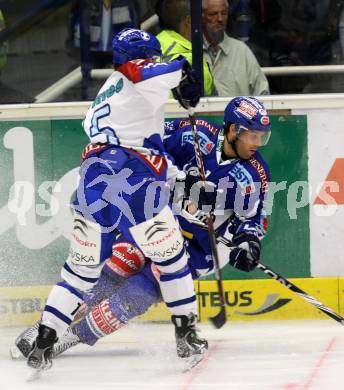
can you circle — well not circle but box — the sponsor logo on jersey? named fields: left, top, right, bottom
left=228, top=163, right=255, bottom=195
left=72, top=233, right=96, bottom=248
left=181, top=131, right=214, bottom=155
left=92, top=79, right=123, bottom=108
left=145, top=220, right=168, bottom=240
left=140, top=226, right=178, bottom=248
left=73, top=218, right=88, bottom=236
left=145, top=239, right=182, bottom=259
left=179, top=119, right=218, bottom=135
left=249, top=157, right=269, bottom=193
left=69, top=249, right=96, bottom=264
left=125, top=149, right=167, bottom=176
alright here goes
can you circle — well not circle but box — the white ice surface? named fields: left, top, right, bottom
left=1, top=320, right=344, bottom=390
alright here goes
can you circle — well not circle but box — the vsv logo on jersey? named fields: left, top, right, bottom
left=92, top=79, right=124, bottom=108
left=181, top=131, right=214, bottom=155
left=228, top=163, right=255, bottom=195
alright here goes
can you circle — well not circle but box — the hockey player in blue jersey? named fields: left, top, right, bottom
left=15, top=96, right=271, bottom=364
left=26, top=28, right=207, bottom=373
left=166, top=96, right=271, bottom=275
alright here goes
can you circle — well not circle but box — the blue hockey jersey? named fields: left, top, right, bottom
left=164, top=118, right=271, bottom=276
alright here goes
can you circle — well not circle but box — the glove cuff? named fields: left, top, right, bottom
left=232, top=232, right=260, bottom=246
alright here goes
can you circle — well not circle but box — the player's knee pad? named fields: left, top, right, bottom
left=68, top=211, right=102, bottom=267
left=62, top=212, right=105, bottom=291
left=129, top=205, right=187, bottom=273
left=104, top=241, right=145, bottom=278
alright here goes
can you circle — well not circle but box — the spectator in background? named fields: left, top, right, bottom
left=202, top=0, right=269, bottom=96
left=0, top=8, right=33, bottom=104
left=249, top=0, right=344, bottom=93
left=68, top=0, right=140, bottom=68
left=156, top=0, right=216, bottom=96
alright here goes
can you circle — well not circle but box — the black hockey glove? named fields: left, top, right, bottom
left=228, top=232, right=261, bottom=272
left=172, top=58, right=202, bottom=110
left=184, top=172, right=217, bottom=210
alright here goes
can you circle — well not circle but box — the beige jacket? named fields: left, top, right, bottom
left=204, top=34, right=269, bottom=97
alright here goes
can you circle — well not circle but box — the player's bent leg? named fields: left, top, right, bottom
left=50, top=264, right=160, bottom=356
left=130, top=205, right=197, bottom=315
left=73, top=263, right=161, bottom=347
left=27, top=212, right=107, bottom=371
left=84, top=239, right=146, bottom=307
left=16, top=238, right=146, bottom=361
left=129, top=205, right=208, bottom=361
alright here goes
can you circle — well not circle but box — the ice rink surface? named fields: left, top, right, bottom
left=1, top=320, right=344, bottom=390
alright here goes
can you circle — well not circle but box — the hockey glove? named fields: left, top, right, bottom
left=184, top=172, right=217, bottom=210
left=229, top=232, right=261, bottom=272
left=172, top=58, right=202, bottom=110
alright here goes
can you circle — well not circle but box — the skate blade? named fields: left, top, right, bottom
left=9, top=345, right=24, bottom=360
left=182, top=353, right=204, bottom=372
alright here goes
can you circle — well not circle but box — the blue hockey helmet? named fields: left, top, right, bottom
left=112, top=28, right=162, bottom=64
left=224, top=96, right=271, bottom=146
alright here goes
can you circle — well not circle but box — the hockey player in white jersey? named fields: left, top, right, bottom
left=26, top=28, right=207, bottom=373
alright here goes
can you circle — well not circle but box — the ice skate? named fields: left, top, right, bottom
left=171, top=314, right=208, bottom=371
left=10, top=321, right=40, bottom=360
left=27, top=324, right=57, bottom=379
left=52, top=326, right=80, bottom=357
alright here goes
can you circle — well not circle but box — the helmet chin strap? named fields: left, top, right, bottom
left=224, top=131, right=241, bottom=159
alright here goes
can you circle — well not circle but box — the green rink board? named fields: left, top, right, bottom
left=0, top=115, right=309, bottom=286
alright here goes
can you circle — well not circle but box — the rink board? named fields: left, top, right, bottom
left=0, top=278, right=342, bottom=326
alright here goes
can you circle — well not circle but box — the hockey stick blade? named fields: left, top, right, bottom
left=210, top=306, right=227, bottom=329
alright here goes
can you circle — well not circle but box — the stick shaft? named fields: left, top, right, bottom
left=215, top=233, right=344, bottom=324
left=188, top=113, right=226, bottom=327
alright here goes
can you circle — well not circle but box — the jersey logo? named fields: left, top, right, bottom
left=145, top=221, right=168, bottom=240
left=236, top=101, right=258, bottom=119
left=228, top=163, right=256, bottom=195
left=179, top=119, right=218, bottom=135
left=249, top=157, right=269, bottom=193
left=125, top=149, right=167, bottom=177
left=181, top=131, right=214, bottom=155
left=92, top=79, right=123, bottom=108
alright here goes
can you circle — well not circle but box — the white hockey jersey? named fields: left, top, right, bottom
left=83, top=57, right=185, bottom=154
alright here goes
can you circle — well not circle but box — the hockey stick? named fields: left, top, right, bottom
left=186, top=216, right=344, bottom=325
left=188, top=111, right=227, bottom=328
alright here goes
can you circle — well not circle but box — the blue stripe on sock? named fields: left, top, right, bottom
left=57, top=281, right=83, bottom=300
left=160, top=268, right=190, bottom=282
left=45, top=305, right=72, bottom=325
left=165, top=295, right=196, bottom=308
left=63, top=263, right=99, bottom=284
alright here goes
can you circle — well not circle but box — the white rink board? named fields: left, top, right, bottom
left=293, top=108, right=344, bottom=277
left=2, top=321, right=344, bottom=390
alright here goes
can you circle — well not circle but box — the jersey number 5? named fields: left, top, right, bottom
left=89, top=104, right=119, bottom=144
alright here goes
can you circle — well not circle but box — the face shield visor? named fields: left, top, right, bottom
left=236, top=125, right=271, bottom=146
